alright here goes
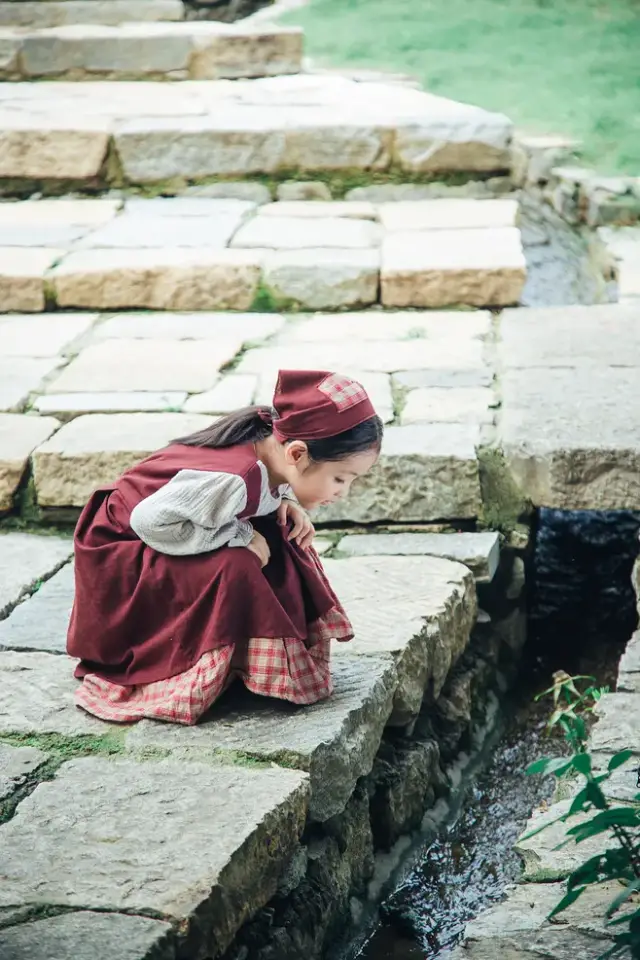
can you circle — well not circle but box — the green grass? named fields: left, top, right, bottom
left=282, top=0, right=640, bottom=174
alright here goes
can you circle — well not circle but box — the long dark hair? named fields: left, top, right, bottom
left=174, top=406, right=383, bottom=463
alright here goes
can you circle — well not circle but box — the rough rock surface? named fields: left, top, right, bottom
left=0, top=912, right=176, bottom=960
left=0, top=415, right=60, bottom=511
left=0, top=561, right=74, bottom=654
left=0, top=532, right=72, bottom=620
left=337, top=532, right=500, bottom=582
left=0, top=742, right=48, bottom=802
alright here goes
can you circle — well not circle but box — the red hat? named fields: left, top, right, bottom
left=268, top=370, right=376, bottom=441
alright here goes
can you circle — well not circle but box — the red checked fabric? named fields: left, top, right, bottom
left=317, top=373, right=369, bottom=411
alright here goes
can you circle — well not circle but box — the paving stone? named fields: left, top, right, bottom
left=591, top=692, right=640, bottom=757
left=393, top=368, right=493, bottom=389
left=238, top=339, right=484, bottom=376
left=259, top=201, right=377, bottom=220
left=381, top=227, right=526, bottom=308
left=0, top=29, right=20, bottom=72
left=183, top=182, right=271, bottom=204
left=0, top=756, right=308, bottom=955
left=231, top=216, right=381, bottom=250
left=0, top=224, right=92, bottom=248
left=402, top=387, right=494, bottom=424
left=0, top=200, right=120, bottom=227
left=0, top=313, right=97, bottom=359
left=183, top=375, right=257, bottom=413
left=0, top=0, right=183, bottom=28
left=32, top=412, right=211, bottom=507
left=337, top=531, right=500, bottom=582
left=91, top=310, right=283, bottom=342
left=188, top=24, right=303, bottom=81
left=0, top=562, right=74, bottom=656
left=0, top=113, right=111, bottom=180
left=498, top=367, right=640, bottom=509
left=125, top=657, right=396, bottom=821
left=77, top=212, right=246, bottom=250
left=275, top=181, right=332, bottom=202
left=262, top=249, right=379, bottom=310
left=600, top=226, right=640, bottom=299
left=325, top=556, right=476, bottom=721
left=0, top=913, right=175, bottom=960
left=0, top=743, right=48, bottom=803
left=617, top=631, right=640, bottom=693
left=377, top=199, right=519, bottom=231
left=46, top=338, right=243, bottom=394
left=124, top=197, right=255, bottom=218
left=282, top=310, right=491, bottom=343
left=0, top=416, right=59, bottom=511
left=316, top=424, right=482, bottom=523
left=0, top=248, right=64, bottom=313
left=50, top=248, right=263, bottom=311
left=0, top=359, right=62, bottom=412
left=0, top=532, right=71, bottom=620
left=0, top=650, right=106, bottom=735
left=35, top=391, right=188, bottom=417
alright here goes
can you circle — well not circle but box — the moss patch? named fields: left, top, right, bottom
left=477, top=445, right=532, bottom=535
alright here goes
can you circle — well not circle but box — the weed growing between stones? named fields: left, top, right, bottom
left=525, top=672, right=640, bottom=959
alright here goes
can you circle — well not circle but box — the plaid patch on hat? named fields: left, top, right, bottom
left=318, top=373, right=368, bottom=412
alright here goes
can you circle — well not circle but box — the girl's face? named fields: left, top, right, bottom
left=283, top=443, right=378, bottom=511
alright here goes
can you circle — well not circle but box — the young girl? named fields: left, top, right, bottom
left=67, top=369, right=383, bottom=725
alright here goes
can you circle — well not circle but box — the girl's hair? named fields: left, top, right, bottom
left=173, top=406, right=383, bottom=462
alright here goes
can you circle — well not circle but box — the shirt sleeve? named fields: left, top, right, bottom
left=129, top=469, right=254, bottom=556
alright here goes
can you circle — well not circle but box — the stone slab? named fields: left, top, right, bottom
left=0, top=113, right=111, bottom=180
left=0, top=248, right=63, bottom=313
left=34, top=391, right=188, bottom=416
left=259, top=201, right=377, bottom=220
left=77, top=213, right=245, bottom=250
left=381, top=227, right=526, bottom=308
left=0, top=358, right=63, bottom=412
left=498, top=366, right=640, bottom=509
left=0, top=650, right=107, bottom=735
left=183, top=375, right=257, bottom=413
left=90, top=310, right=283, bottom=342
left=0, top=912, right=175, bottom=960
left=0, top=415, right=60, bottom=510
left=0, top=224, right=90, bottom=248
left=617, top=631, right=640, bottom=693
left=0, top=200, right=120, bottom=227
left=0, top=0, right=183, bottom=28
left=591, top=692, right=640, bottom=756
left=401, top=386, right=494, bottom=425
left=0, top=742, right=48, bottom=802
left=124, top=197, right=256, bottom=219
left=189, top=24, right=303, bottom=81
left=125, top=657, right=397, bottom=821
left=337, top=532, right=500, bottom=582
left=316, top=424, right=482, bottom=523
left=45, top=338, right=243, bottom=393
left=0, top=562, right=74, bottom=655
left=231, top=216, right=381, bottom=249
left=325, top=555, right=476, bottom=719
left=377, top=199, right=519, bottom=231
left=0, top=313, right=97, bottom=359
left=32, top=412, right=211, bottom=507
left=50, top=248, right=263, bottom=311
left=237, top=340, right=484, bottom=376
left=275, top=181, right=332, bottom=202
left=0, top=532, right=71, bottom=620
left=282, top=310, right=491, bottom=343
left=600, top=226, right=640, bottom=299
left=393, top=368, right=493, bottom=389
left=0, top=757, right=308, bottom=956
left=262, top=248, right=379, bottom=310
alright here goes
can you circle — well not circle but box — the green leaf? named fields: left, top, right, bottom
left=520, top=809, right=570, bottom=842
left=548, top=885, right=586, bottom=918
left=567, top=807, right=640, bottom=842
left=526, top=756, right=573, bottom=777
left=568, top=787, right=591, bottom=816
left=606, top=879, right=640, bottom=918
left=572, top=753, right=592, bottom=775
left=586, top=780, right=608, bottom=810
left=608, top=751, right=635, bottom=773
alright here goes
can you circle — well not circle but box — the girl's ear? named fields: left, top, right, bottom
left=283, top=440, right=309, bottom=466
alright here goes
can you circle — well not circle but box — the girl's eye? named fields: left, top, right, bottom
left=335, top=478, right=346, bottom=485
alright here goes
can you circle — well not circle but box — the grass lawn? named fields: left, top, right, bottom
left=281, top=0, right=640, bottom=174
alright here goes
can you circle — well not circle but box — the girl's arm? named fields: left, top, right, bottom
left=129, top=469, right=254, bottom=556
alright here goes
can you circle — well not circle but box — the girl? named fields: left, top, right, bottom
left=67, top=369, right=383, bottom=725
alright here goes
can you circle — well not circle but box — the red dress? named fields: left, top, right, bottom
left=67, top=442, right=353, bottom=725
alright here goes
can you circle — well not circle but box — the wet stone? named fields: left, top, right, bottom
left=0, top=912, right=175, bottom=960
left=0, top=757, right=308, bottom=956
left=0, top=562, right=74, bottom=655
left=0, top=743, right=48, bottom=802
left=337, top=531, right=500, bottom=582
left=325, top=556, right=476, bottom=721
left=0, top=415, right=60, bottom=511
left=0, top=532, right=72, bottom=620
left=126, top=657, right=397, bottom=821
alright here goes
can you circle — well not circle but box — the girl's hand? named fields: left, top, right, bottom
left=246, top=529, right=270, bottom=568
left=277, top=500, right=315, bottom=550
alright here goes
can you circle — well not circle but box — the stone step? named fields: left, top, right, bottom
left=0, top=0, right=185, bottom=28
left=0, top=22, right=303, bottom=81
left=0, top=76, right=513, bottom=190
left=0, top=197, right=525, bottom=312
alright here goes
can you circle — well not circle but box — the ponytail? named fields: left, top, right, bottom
left=173, top=406, right=273, bottom=448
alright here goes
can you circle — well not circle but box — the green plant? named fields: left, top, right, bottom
left=525, top=671, right=640, bottom=959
